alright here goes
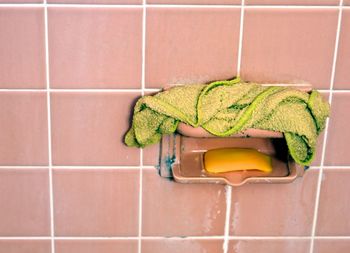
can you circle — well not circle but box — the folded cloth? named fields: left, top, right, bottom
left=125, top=77, right=330, bottom=166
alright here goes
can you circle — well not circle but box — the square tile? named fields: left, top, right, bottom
left=55, top=240, right=138, bottom=253
left=316, top=169, right=350, bottom=235
left=245, top=0, right=339, bottom=5
left=229, top=170, right=319, bottom=236
left=0, top=169, right=50, bottom=236
left=314, top=239, right=350, bottom=253
left=48, top=8, right=142, bottom=89
left=142, top=239, right=224, bottom=253
left=146, top=7, right=241, bottom=88
left=344, top=0, right=350, bottom=5
left=324, top=93, right=350, bottom=165
left=228, top=239, right=310, bottom=253
left=147, top=0, right=240, bottom=4
left=0, top=92, right=48, bottom=165
left=142, top=170, right=226, bottom=236
left=334, top=9, right=350, bottom=89
left=0, top=240, right=51, bottom=253
left=53, top=169, right=139, bottom=236
left=0, top=8, right=45, bottom=88
left=240, top=8, right=338, bottom=89
left=51, top=92, right=140, bottom=166
left=311, top=131, right=325, bottom=167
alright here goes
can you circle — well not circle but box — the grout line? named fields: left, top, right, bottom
left=326, top=89, right=350, bottom=92
left=147, top=4, right=241, bottom=8
left=0, top=3, right=142, bottom=8
left=3, top=165, right=350, bottom=170
left=52, top=166, right=153, bottom=169
left=50, top=89, right=142, bottom=93
left=223, top=186, right=232, bottom=253
left=2, top=235, right=350, bottom=240
left=322, top=166, right=350, bottom=169
left=2, top=88, right=350, bottom=93
left=309, top=1, right=343, bottom=253
left=228, top=236, right=312, bottom=240
left=138, top=1, right=146, bottom=252
left=3, top=165, right=350, bottom=169
left=236, top=0, right=245, bottom=76
left=43, top=1, right=55, bottom=253
left=0, top=166, right=49, bottom=169
left=313, top=236, right=350, bottom=240
left=0, top=3, right=348, bottom=8
left=0, top=89, right=46, bottom=92
left=141, top=0, right=146, bottom=96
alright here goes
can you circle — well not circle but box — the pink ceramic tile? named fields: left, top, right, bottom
left=246, top=0, right=339, bottom=5
left=142, top=170, right=226, bottom=236
left=228, top=239, right=310, bottom=253
left=316, top=169, right=350, bottom=235
left=0, top=169, right=50, bottom=236
left=344, top=0, right=350, bottom=5
left=143, top=144, right=160, bottom=166
left=0, top=92, right=48, bottom=165
left=53, top=169, right=139, bottom=236
left=241, top=8, right=338, bottom=89
left=48, top=8, right=142, bottom=89
left=55, top=240, right=138, bottom=253
left=51, top=92, right=140, bottom=165
left=324, top=93, right=350, bottom=165
left=0, top=240, right=51, bottom=253
left=334, top=9, right=350, bottom=89
left=147, top=0, right=240, bottom=4
left=0, top=8, right=45, bottom=88
left=49, top=0, right=140, bottom=3
left=146, top=8, right=240, bottom=88
left=142, top=239, right=224, bottom=253
left=229, top=170, right=318, bottom=236
left=314, top=239, right=350, bottom=253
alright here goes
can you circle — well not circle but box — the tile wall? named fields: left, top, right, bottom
left=0, top=0, right=349, bottom=253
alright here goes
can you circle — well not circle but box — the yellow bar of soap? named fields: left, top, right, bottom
left=204, top=148, right=272, bottom=173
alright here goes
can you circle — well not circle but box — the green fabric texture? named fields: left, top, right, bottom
left=125, top=77, right=330, bottom=166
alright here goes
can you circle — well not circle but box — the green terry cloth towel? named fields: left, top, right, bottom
left=125, top=77, right=330, bottom=166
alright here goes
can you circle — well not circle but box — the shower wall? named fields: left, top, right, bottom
left=0, top=0, right=349, bottom=252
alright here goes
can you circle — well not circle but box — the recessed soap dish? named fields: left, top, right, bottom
left=159, top=133, right=305, bottom=186
left=157, top=83, right=310, bottom=186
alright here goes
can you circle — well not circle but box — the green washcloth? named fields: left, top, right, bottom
left=125, top=77, right=330, bottom=166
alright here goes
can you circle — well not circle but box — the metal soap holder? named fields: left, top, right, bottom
left=158, top=83, right=311, bottom=186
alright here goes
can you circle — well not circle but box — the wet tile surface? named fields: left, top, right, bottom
left=229, top=170, right=319, bottom=235
left=142, top=169, right=226, bottom=236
